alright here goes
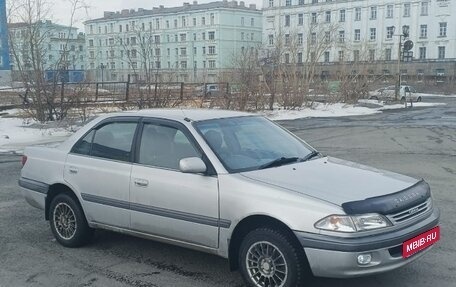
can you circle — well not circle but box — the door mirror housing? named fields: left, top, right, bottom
left=179, top=157, right=207, bottom=174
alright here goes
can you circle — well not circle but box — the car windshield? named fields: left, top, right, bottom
left=194, top=116, right=316, bottom=173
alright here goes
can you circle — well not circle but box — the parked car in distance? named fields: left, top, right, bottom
left=19, top=109, right=440, bottom=287
left=369, top=85, right=422, bottom=103
left=196, top=84, right=220, bottom=96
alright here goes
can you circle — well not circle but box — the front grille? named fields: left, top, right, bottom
left=387, top=197, right=432, bottom=224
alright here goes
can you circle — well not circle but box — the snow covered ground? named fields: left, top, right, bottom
left=0, top=116, right=72, bottom=153
left=0, top=98, right=448, bottom=153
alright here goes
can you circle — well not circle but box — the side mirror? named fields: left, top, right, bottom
left=179, top=157, right=207, bottom=174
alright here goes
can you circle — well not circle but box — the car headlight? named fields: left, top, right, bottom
left=315, top=214, right=392, bottom=233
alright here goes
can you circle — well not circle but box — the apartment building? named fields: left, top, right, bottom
left=9, top=20, right=86, bottom=82
left=263, top=0, right=456, bottom=81
left=84, top=0, right=262, bottom=83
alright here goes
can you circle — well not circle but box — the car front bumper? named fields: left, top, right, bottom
left=294, top=207, right=440, bottom=278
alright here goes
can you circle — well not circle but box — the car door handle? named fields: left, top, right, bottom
left=134, top=178, right=149, bottom=187
left=69, top=166, right=78, bottom=174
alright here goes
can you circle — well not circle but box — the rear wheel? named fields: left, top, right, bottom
left=239, top=228, right=310, bottom=287
left=369, top=96, right=379, bottom=101
left=416, top=96, right=422, bottom=102
left=49, top=193, right=92, bottom=247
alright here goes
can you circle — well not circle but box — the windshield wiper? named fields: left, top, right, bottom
left=300, top=151, right=320, bottom=162
left=258, top=157, right=300, bottom=170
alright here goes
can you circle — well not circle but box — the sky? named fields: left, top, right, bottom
left=46, top=0, right=263, bottom=30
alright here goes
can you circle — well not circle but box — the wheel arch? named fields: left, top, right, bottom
left=228, top=215, right=304, bottom=271
left=45, top=183, right=84, bottom=221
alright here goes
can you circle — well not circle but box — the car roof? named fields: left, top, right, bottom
left=100, top=109, right=253, bottom=122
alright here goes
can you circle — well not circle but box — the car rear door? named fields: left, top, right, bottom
left=129, top=119, right=220, bottom=248
left=64, top=118, right=139, bottom=229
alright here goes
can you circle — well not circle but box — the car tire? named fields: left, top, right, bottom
left=49, top=193, right=93, bottom=248
left=370, top=96, right=379, bottom=101
left=417, top=97, right=422, bottom=102
left=400, top=97, right=406, bottom=104
left=239, top=228, right=310, bottom=287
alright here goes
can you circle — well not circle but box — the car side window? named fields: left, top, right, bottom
left=72, top=130, right=95, bottom=155
left=138, top=123, right=201, bottom=170
left=91, top=122, right=137, bottom=162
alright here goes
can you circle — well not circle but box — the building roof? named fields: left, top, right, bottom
left=8, top=20, right=77, bottom=30
left=85, top=0, right=260, bottom=24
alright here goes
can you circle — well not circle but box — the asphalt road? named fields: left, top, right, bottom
left=1, top=96, right=455, bottom=287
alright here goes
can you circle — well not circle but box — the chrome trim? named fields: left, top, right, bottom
left=387, top=198, right=433, bottom=225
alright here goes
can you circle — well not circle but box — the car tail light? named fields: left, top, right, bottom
left=21, top=155, right=28, bottom=166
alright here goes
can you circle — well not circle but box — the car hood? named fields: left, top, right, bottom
left=240, top=157, right=419, bottom=206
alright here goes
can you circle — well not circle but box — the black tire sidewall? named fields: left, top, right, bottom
left=239, top=228, right=307, bottom=287
left=49, top=193, right=91, bottom=247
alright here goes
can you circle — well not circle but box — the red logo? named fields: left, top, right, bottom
left=402, top=226, right=440, bottom=258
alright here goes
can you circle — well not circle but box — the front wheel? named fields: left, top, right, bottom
left=239, top=228, right=310, bottom=287
left=49, top=193, right=93, bottom=247
left=416, top=96, right=422, bottom=102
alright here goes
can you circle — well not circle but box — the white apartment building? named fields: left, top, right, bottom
left=263, top=0, right=456, bottom=80
left=9, top=20, right=86, bottom=82
left=84, top=0, right=262, bottom=83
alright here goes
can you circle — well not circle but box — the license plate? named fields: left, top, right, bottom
left=402, top=226, right=440, bottom=258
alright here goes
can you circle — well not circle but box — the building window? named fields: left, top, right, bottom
left=268, top=34, right=274, bottom=45
left=439, top=22, right=447, bottom=37
left=339, top=30, right=345, bottom=43
left=386, top=5, right=393, bottom=18
left=181, top=61, right=187, bottom=69
left=298, top=33, right=303, bottom=45
left=385, top=48, right=392, bottom=61
left=338, top=50, right=344, bottom=62
left=285, top=34, right=290, bottom=46
left=369, top=49, right=375, bottom=61
left=299, top=0, right=304, bottom=4
left=298, top=14, right=303, bottom=26
left=354, top=50, right=360, bottom=62
left=312, top=0, right=318, bottom=3
left=421, top=2, right=428, bottom=16
left=208, top=46, right=216, bottom=55
left=182, top=16, right=187, bottom=27
left=311, top=33, right=317, bottom=44
left=202, top=32, right=206, bottom=40
left=210, top=13, right=215, bottom=25
left=209, top=60, right=216, bottom=69
left=339, top=10, right=345, bottom=22
left=285, top=53, right=290, bottom=64
left=354, top=29, right=361, bottom=41
left=174, top=19, right=178, bottom=28
left=241, top=17, right=245, bottom=26
left=285, top=15, right=290, bottom=26
left=370, top=6, right=377, bottom=20
left=420, top=25, right=427, bottom=38
left=286, top=0, right=292, bottom=6
left=324, top=51, right=330, bottom=63
left=355, top=7, right=361, bottom=21
left=251, top=18, right=255, bottom=27
left=180, top=33, right=187, bottom=42
left=202, top=17, right=206, bottom=25
left=325, top=11, right=331, bottom=23
left=370, top=28, right=376, bottom=41
left=387, top=26, right=394, bottom=39
left=193, top=18, right=197, bottom=26
left=419, top=47, right=426, bottom=60
left=269, top=0, right=274, bottom=8
left=404, top=3, right=411, bottom=17
left=298, top=52, right=303, bottom=63
left=324, top=31, right=330, bottom=43
left=241, top=32, right=245, bottom=40
left=209, top=31, right=215, bottom=40
left=311, top=13, right=317, bottom=24
left=180, top=47, right=187, bottom=56
left=438, top=46, right=445, bottom=59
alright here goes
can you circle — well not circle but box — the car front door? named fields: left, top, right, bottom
left=64, top=118, right=139, bottom=228
left=129, top=119, right=220, bottom=248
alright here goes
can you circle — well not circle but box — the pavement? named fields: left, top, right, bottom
left=0, top=96, right=455, bottom=287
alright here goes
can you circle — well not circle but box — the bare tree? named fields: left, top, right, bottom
left=8, top=0, right=87, bottom=122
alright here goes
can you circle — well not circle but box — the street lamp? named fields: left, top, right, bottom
left=391, top=25, right=413, bottom=101
left=100, top=63, right=105, bottom=87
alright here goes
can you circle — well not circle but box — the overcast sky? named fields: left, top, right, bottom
left=46, top=0, right=263, bottom=30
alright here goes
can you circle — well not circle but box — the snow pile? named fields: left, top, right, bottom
left=379, top=102, right=446, bottom=110
left=264, top=103, right=381, bottom=120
